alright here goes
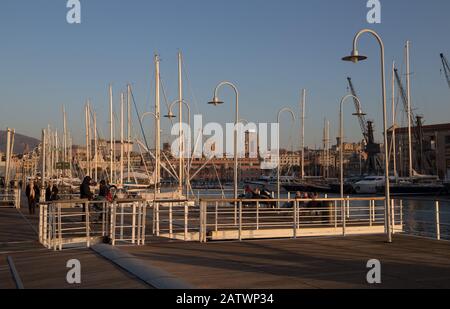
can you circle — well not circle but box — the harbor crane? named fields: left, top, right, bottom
left=394, top=68, right=434, bottom=175
left=347, top=77, right=383, bottom=175
left=440, top=53, right=450, bottom=89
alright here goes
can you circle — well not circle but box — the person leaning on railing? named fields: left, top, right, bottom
left=80, top=176, right=93, bottom=221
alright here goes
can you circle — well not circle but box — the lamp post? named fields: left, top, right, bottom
left=165, top=99, right=191, bottom=198
left=339, top=94, right=365, bottom=199
left=208, top=81, right=239, bottom=202
left=342, top=28, right=392, bottom=243
left=277, top=107, right=296, bottom=206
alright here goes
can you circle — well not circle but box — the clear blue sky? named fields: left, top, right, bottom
left=1, top=0, right=449, bottom=149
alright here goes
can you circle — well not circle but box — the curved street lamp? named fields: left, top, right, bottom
left=339, top=94, right=366, bottom=199
left=208, top=81, right=239, bottom=202
left=342, top=28, right=392, bottom=243
left=277, top=107, right=296, bottom=206
left=165, top=99, right=192, bottom=197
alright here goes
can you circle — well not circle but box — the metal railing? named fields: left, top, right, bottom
left=110, top=199, right=146, bottom=246
left=195, top=197, right=395, bottom=242
left=0, top=188, right=21, bottom=209
left=396, top=198, right=450, bottom=241
left=39, top=199, right=109, bottom=250
left=39, top=198, right=146, bottom=250
left=150, top=200, right=199, bottom=241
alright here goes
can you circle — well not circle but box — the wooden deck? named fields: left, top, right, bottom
left=1, top=195, right=449, bottom=289
left=0, top=201, right=150, bottom=289
left=123, top=235, right=450, bottom=289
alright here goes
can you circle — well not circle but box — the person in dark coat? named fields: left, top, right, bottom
left=45, top=183, right=52, bottom=201
left=25, top=180, right=40, bottom=215
left=98, top=180, right=109, bottom=199
left=80, top=176, right=93, bottom=221
left=51, top=184, right=59, bottom=201
left=80, top=176, right=93, bottom=200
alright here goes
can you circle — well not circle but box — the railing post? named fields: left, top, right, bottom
left=142, top=202, right=147, bottom=245
left=293, top=200, right=297, bottom=239
left=111, top=202, right=117, bottom=246
left=234, top=200, right=237, bottom=226
left=238, top=201, right=243, bottom=241
left=391, top=199, right=396, bottom=234
left=199, top=200, right=204, bottom=242
left=342, top=199, right=346, bottom=236
left=86, top=201, right=90, bottom=248
left=369, top=200, right=373, bottom=227
left=132, top=202, right=137, bottom=245
left=346, top=196, right=350, bottom=219
left=156, top=202, right=160, bottom=237
left=184, top=201, right=188, bottom=241
left=52, top=205, right=57, bottom=251
left=334, top=200, right=337, bottom=228
left=256, top=201, right=260, bottom=230
left=39, top=203, right=43, bottom=243
left=120, top=204, right=124, bottom=240
left=43, top=205, right=48, bottom=247
left=215, top=201, right=218, bottom=232
left=400, top=200, right=403, bottom=230
left=136, top=202, right=142, bottom=245
left=436, top=201, right=441, bottom=241
left=373, top=200, right=376, bottom=222
left=169, top=202, right=173, bottom=239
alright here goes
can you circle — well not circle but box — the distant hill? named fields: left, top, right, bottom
left=0, top=130, right=40, bottom=154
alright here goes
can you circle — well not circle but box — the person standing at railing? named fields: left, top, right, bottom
left=25, top=180, right=40, bottom=215
left=80, top=176, right=93, bottom=200
left=45, top=183, right=52, bottom=202
left=80, top=176, right=93, bottom=221
left=51, top=184, right=59, bottom=201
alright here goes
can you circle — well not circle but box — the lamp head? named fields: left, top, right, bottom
left=164, top=111, right=176, bottom=119
left=208, top=96, right=224, bottom=106
left=342, top=50, right=367, bottom=63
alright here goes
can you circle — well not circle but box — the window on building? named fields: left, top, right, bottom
left=446, top=136, right=450, bottom=145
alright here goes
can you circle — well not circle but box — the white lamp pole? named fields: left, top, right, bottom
left=343, top=28, right=392, bottom=243
left=277, top=107, right=296, bottom=206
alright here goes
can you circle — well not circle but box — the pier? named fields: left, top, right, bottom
left=0, top=193, right=449, bottom=289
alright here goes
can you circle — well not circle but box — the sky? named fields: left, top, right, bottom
left=0, top=0, right=449, bottom=150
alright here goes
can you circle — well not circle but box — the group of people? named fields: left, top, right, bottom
left=80, top=176, right=112, bottom=202
left=243, top=185, right=272, bottom=199
left=24, top=176, right=113, bottom=216
left=45, top=183, right=59, bottom=202
left=25, top=180, right=60, bottom=215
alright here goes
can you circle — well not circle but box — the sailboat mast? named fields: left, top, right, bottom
left=155, top=55, right=161, bottom=194
left=109, top=85, right=114, bottom=184
left=120, top=92, right=125, bottom=187
left=94, top=111, right=98, bottom=183
left=85, top=103, right=90, bottom=177
left=127, top=84, right=132, bottom=183
left=300, top=89, right=306, bottom=180
left=392, top=61, right=397, bottom=178
left=178, top=51, right=184, bottom=194
left=406, top=41, right=413, bottom=178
